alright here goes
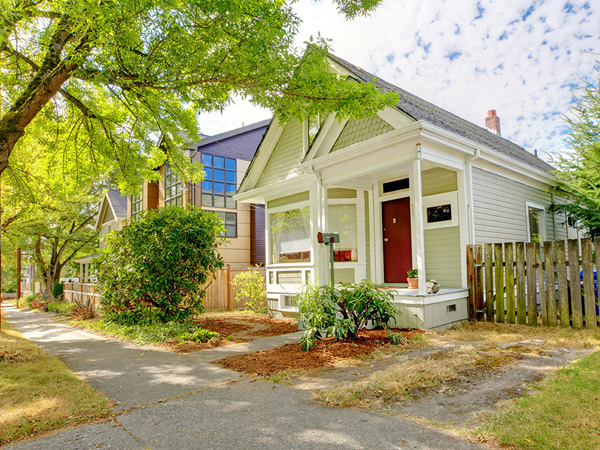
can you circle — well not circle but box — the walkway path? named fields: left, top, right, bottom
left=2, top=304, right=487, bottom=450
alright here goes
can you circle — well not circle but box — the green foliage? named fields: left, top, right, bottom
left=85, top=318, right=192, bottom=345
left=298, top=280, right=399, bottom=351
left=52, top=282, right=63, bottom=300
left=181, top=328, right=218, bottom=343
left=231, top=269, right=267, bottom=314
left=407, top=269, right=418, bottom=278
left=551, top=77, right=600, bottom=236
left=97, top=207, right=225, bottom=323
left=47, top=302, right=75, bottom=316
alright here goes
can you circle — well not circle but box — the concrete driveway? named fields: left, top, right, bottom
left=2, top=304, right=485, bottom=450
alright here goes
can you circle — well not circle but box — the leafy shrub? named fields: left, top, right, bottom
left=181, top=328, right=218, bottom=343
left=97, top=206, right=226, bottom=323
left=231, top=269, right=267, bottom=313
left=72, top=294, right=98, bottom=320
left=48, top=302, right=75, bottom=316
left=85, top=318, right=192, bottom=344
left=52, top=282, right=63, bottom=300
left=21, top=294, right=38, bottom=309
left=298, top=280, right=399, bottom=351
left=29, top=299, right=49, bottom=311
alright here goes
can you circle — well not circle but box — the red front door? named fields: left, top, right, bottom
left=382, top=198, right=412, bottom=283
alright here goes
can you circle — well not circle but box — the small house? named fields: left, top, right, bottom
left=236, top=54, right=576, bottom=328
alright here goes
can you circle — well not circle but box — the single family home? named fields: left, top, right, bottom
left=235, top=53, right=577, bottom=328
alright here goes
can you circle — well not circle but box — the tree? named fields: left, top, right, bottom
left=0, top=0, right=398, bottom=190
left=97, top=206, right=226, bottom=323
left=552, top=76, right=600, bottom=236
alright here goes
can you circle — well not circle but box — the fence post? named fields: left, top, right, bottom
left=227, top=265, right=231, bottom=311
left=484, top=244, right=494, bottom=322
left=505, top=243, right=515, bottom=324
left=568, top=239, right=583, bottom=329
left=543, top=241, right=557, bottom=327
left=474, top=245, right=484, bottom=320
left=516, top=242, right=526, bottom=324
left=526, top=243, right=538, bottom=326
left=581, top=238, right=595, bottom=329
left=467, top=245, right=476, bottom=320
left=556, top=240, right=569, bottom=327
left=494, top=243, right=505, bottom=323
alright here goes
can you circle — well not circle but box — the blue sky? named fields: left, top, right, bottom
left=198, top=0, right=599, bottom=161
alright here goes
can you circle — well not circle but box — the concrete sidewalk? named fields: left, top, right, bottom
left=2, top=303, right=485, bottom=450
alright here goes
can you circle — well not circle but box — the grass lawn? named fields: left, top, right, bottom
left=0, top=315, right=113, bottom=445
left=477, top=349, right=600, bottom=450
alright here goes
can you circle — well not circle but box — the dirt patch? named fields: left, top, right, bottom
left=161, top=337, right=252, bottom=353
left=216, top=329, right=422, bottom=376
left=192, top=317, right=253, bottom=336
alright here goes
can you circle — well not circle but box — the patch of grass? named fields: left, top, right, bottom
left=47, top=302, right=75, bottom=316
left=264, top=368, right=307, bottom=385
left=477, top=350, right=600, bottom=450
left=315, top=343, right=530, bottom=408
left=74, top=318, right=192, bottom=345
left=0, top=318, right=112, bottom=445
left=441, top=321, right=600, bottom=349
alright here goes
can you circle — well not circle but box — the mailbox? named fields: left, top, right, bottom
left=317, top=232, right=339, bottom=244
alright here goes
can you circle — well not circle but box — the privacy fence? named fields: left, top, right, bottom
left=63, top=266, right=265, bottom=312
left=467, top=238, right=599, bottom=328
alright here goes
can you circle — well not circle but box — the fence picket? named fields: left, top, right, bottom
left=535, top=243, right=548, bottom=326
left=568, top=239, right=583, bottom=329
left=581, top=238, right=596, bottom=329
left=467, top=245, right=476, bottom=320
left=515, top=242, right=527, bottom=324
left=543, top=241, right=557, bottom=327
left=526, top=243, right=537, bottom=326
left=505, top=243, right=515, bottom=324
left=485, top=243, right=494, bottom=322
left=494, top=243, right=505, bottom=323
left=475, top=244, right=484, bottom=320
left=555, top=240, right=569, bottom=327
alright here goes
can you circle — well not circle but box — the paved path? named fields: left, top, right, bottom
left=2, top=304, right=486, bottom=450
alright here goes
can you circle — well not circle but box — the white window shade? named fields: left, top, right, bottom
left=270, top=207, right=311, bottom=263
left=328, top=204, right=358, bottom=262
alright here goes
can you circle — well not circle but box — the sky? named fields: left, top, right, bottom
left=197, top=0, right=599, bottom=161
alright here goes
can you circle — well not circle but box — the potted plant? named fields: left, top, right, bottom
left=407, top=269, right=418, bottom=289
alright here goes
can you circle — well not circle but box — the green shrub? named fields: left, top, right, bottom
left=48, top=302, right=75, bottom=316
left=86, top=318, right=192, bottom=344
left=181, top=328, right=218, bottom=343
left=21, top=295, right=38, bottom=309
left=231, top=269, right=267, bottom=313
left=52, top=282, right=63, bottom=300
left=97, top=206, right=226, bottom=323
left=298, top=280, right=399, bottom=351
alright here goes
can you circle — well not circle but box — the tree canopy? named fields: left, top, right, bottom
left=0, top=0, right=398, bottom=190
left=552, top=76, right=600, bottom=236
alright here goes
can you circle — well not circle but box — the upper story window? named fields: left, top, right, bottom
left=308, top=114, right=324, bottom=147
left=131, top=193, right=143, bottom=221
left=201, top=154, right=236, bottom=209
left=164, top=162, right=182, bottom=207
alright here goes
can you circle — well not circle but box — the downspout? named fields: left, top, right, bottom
left=465, top=148, right=481, bottom=245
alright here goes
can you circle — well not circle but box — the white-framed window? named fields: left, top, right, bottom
left=270, top=206, right=311, bottom=264
left=526, top=202, right=546, bottom=242
left=422, top=191, right=459, bottom=229
left=131, top=193, right=143, bottom=221
left=327, top=203, right=358, bottom=262
left=164, top=162, right=183, bottom=207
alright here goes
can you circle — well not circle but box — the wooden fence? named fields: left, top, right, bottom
left=467, top=238, right=599, bottom=328
left=63, top=267, right=265, bottom=312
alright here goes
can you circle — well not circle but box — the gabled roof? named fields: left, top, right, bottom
left=195, top=119, right=271, bottom=149
left=106, top=189, right=127, bottom=219
left=328, top=53, right=554, bottom=173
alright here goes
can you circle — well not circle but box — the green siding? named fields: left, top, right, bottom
left=331, top=116, right=393, bottom=152
left=267, top=191, right=310, bottom=209
left=422, top=168, right=457, bottom=196
left=327, top=188, right=356, bottom=199
left=425, top=227, right=462, bottom=288
left=256, top=120, right=304, bottom=188
left=334, top=268, right=355, bottom=284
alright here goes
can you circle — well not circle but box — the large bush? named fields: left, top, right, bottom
left=97, top=207, right=226, bottom=323
left=298, top=280, right=399, bottom=351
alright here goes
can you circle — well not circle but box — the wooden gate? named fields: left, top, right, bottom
left=466, top=238, right=599, bottom=328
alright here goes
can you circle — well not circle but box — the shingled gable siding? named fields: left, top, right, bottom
left=256, top=120, right=304, bottom=188
left=422, top=168, right=462, bottom=288
left=472, top=167, right=566, bottom=243
left=331, top=115, right=393, bottom=152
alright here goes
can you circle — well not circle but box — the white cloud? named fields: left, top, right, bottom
left=199, top=0, right=599, bottom=161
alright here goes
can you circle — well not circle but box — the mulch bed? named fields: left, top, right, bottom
left=216, top=329, right=423, bottom=376
left=192, top=317, right=253, bottom=336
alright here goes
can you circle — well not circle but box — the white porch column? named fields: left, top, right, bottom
left=457, top=167, right=470, bottom=288
left=312, top=171, right=328, bottom=285
left=413, top=147, right=426, bottom=294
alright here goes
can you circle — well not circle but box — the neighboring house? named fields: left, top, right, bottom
left=129, top=119, right=270, bottom=267
left=236, top=53, right=578, bottom=328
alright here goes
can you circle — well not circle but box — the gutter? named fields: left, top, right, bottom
left=466, top=148, right=481, bottom=245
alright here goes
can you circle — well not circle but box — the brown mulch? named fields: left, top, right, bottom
left=162, top=337, right=252, bottom=354
left=192, top=317, right=253, bottom=336
left=216, top=329, right=423, bottom=376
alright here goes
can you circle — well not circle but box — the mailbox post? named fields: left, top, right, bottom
left=317, top=232, right=339, bottom=287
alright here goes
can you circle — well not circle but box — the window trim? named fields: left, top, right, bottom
left=267, top=204, right=312, bottom=265
left=525, top=202, right=546, bottom=242
left=422, top=191, right=459, bottom=229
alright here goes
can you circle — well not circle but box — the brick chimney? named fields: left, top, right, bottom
left=485, top=110, right=501, bottom=137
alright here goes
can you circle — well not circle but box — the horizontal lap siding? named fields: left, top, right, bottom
left=422, top=168, right=458, bottom=196
left=425, top=227, right=462, bottom=288
left=472, top=167, right=563, bottom=243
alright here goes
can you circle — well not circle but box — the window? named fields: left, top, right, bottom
left=270, top=207, right=311, bottom=264
left=328, top=204, right=358, bottom=262
left=527, top=204, right=545, bottom=242
left=382, top=178, right=409, bottom=194
left=215, top=211, right=237, bottom=238
left=308, top=114, right=324, bottom=146
left=427, top=204, right=452, bottom=223
left=201, top=154, right=236, bottom=209
left=131, top=193, right=142, bottom=221
left=164, top=162, right=182, bottom=207
left=422, top=192, right=458, bottom=229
